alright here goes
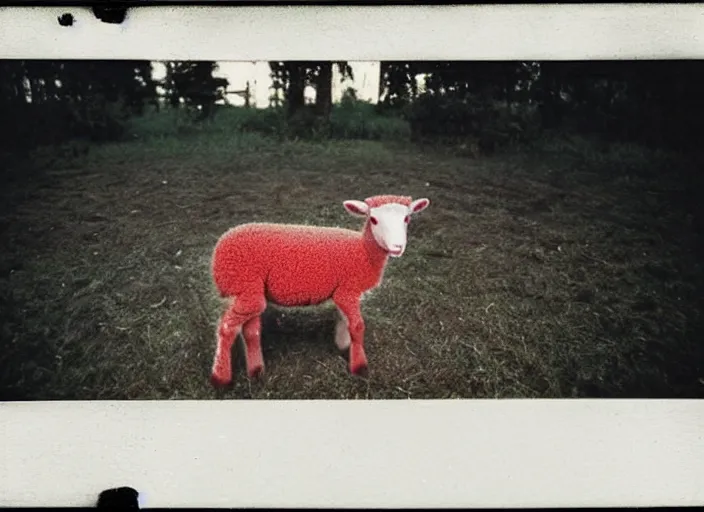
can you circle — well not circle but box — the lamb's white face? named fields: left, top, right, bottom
left=368, top=203, right=411, bottom=257
left=343, top=197, right=430, bottom=258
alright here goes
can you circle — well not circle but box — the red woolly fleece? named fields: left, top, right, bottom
left=214, top=223, right=388, bottom=306
left=209, top=194, right=419, bottom=387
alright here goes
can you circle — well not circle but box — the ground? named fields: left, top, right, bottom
left=1, top=123, right=703, bottom=399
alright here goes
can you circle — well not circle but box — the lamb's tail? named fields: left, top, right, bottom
left=212, top=259, right=234, bottom=298
left=211, top=233, right=240, bottom=299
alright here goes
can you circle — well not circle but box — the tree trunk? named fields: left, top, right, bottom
left=315, top=62, right=333, bottom=119
left=378, top=63, right=388, bottom=102
left=538, top=62, right=563, bottom=129
left=286, top=62, right=305, bottom=118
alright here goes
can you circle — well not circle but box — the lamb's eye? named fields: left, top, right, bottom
left=404, top=215, right=410, bottom=223
left=370, top=216, right=378, bottom=225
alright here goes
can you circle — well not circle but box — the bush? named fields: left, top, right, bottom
left=0, top=95, right=132, bottom=157
left=146, top=101, right=413, bottom=144
left=238, top=107, right=286, bottom=137
left=407, top=92, right=540, bottom=155
left=73, top=95, right=130, bottom=142
left=330, top=98, right=410, bottom=142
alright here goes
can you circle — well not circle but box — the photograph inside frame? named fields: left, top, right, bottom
left=0, top=58, right=702, bottom=401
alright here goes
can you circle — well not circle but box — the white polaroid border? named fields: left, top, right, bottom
left=1, top=3, right=704, bottom=60
left=0, top=3, right=703, bottom=509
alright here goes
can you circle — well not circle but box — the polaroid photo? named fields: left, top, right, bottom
left=0, top=2, right=703, bottom=509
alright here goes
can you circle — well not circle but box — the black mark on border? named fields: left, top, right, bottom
left=57, top=13, right=74, bottom=26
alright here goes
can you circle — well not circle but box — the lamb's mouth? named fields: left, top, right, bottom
left=387, top=247, right=403, bottom=256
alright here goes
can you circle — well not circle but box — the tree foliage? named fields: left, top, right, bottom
left=0, top=60, right=158, bottom=155
left=268, top=61, right=353, bottom=115
left=0, top=59, right=236, bottom=158
left=379, top=60, right=704, bottom=151
left=266, top=61, right=354, bottom=138
left=161, top=61, right=229, bottom=119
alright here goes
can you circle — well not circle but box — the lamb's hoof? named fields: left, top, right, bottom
left=350, top=362, right=369, bottom=378
left=247, top=365, right=264, bottom=380
left=210, top=373, right=232, bottom=388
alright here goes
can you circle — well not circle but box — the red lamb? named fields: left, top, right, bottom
left=209, top=194, right=431, bottom=387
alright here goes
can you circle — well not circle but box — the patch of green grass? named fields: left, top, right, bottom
left=128, top=102, right=411, bottom=145
left=330, top=100, right=411, bottom=142
left=73, top=106, right=406, bottom=171
left=528, top=131, right=678, bottom=172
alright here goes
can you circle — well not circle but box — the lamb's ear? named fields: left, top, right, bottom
left=410, top=198, right=430, bottom=214
left=343, top=200, right=369, bottom=217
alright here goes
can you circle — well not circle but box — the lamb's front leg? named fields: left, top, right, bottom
left=332, top=292, right=367, bottom=376
left=334, top=307, right=351, bottom=351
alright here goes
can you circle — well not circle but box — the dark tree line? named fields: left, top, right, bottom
left=1, top=59, right=703, bottom=157
left=378, top=60, right=704, bottom=151
left=0, top=60, right=157, bottom=152
left=0, top=59, right=229, bottom=156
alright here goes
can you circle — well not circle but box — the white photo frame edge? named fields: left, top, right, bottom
left=2, top=399, right=704, bottom=508
left=0, top=3, right=703, bottom=509
left=0, top=4, right=704, bottom=60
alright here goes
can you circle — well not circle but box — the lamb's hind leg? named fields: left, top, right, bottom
left=242, top=315, right=264, bottom=379
left=211, top=294, right=266, bottom=388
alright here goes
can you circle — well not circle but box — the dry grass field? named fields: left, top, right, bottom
left=1, top=112, right=702, bottom=400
